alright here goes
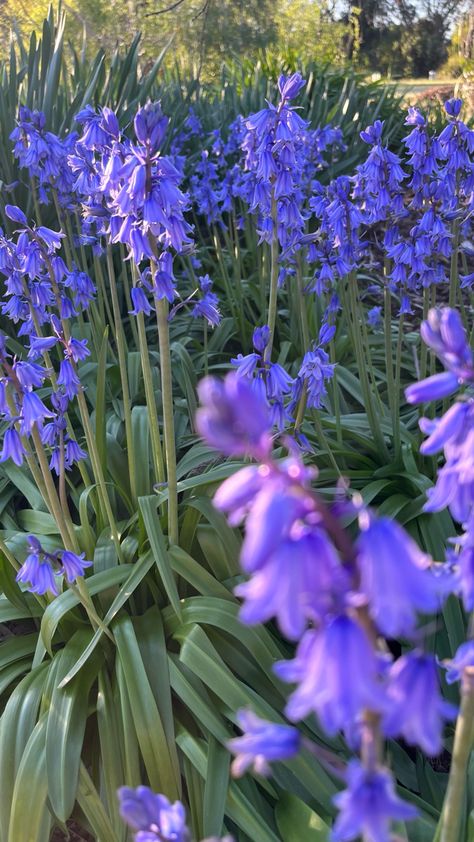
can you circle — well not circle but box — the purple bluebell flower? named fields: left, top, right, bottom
left=191, top=275, right=220, bottom=326
left=420, top=308, right=473, bottom=381
left=458, top=539, right=474, bottom=610
left=196, top=374, right=272, bottom=459
left=445, top=98, right=463, bottom=118
left=28, top=335, right=58, bottom=359
left=367, top=306, right=382, bottom=330
left=275, top=616, right=386, bottom=732
left=418, top=401, right=468, bottom=455
left=383, top=652, right=456, bottom=755
left=0, top=427, right=26, bottom=466
left=405, top=371, right=460, bottom=404
left=57, top=359, right=81, bottom=399
left=20, top=390, right=53, bottom=433
left=278, top=72, right=305, bottom=102
left=16, top=536, right=59, bottom=596
left=65, top=437, right=87, bottom=467
left=213, top=465, right=265, bottom=525
left=235, top=527, right=349, bottom=639
left=238, top=477, right=311, bottom=573
left=67, top=337, right=91, bottom=363
left=292, top=344, right=335, bottom=410
left=407, top=313, right=474, bottom=522
left=444, top=640, right=474, bottom=683
left=134, top=101, right=169, bottom=151
left=5, top=205, right=28, bottom=225
left=227, top=709, right=300, bottom=777
left=356, top=517, right=451, bottom=638
left=252, top=326, right=270, bottom=353
left=118, top=786, right=190, bottom=842
left=60, top=550, right=93, bottom=582
left=130, top=286, right=153, bottom=316
left=332, top=760, right=417, bottom=842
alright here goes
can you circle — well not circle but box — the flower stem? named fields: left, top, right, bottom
left=448, top=218, right=460, bottom=309
left=383, top=284, right=399, bottom=455
left=264, top=197, right=279, bottom=363
left=135, top=310, right=166, bottom=486
left=440, top=668, right=474, bottom=842
left=105, top=245, right=137, bottom=505
left=76, top=389, right=124, bottom=561
left=344, top=272, right=388, bottom=460
left=30, top=425, right=78, bottom=551
left=155, top=297, right=179, bottom=545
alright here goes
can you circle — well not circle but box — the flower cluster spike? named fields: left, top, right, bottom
left=195, top=369, right=458, bottom=839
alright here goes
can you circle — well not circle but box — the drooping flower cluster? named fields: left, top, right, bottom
left=196, top=371, right=456, bottom=840
left=69, top=100, right=219, bottom=327
left=16, top=534, right=92, bottom=595
left=118, top=787, right=191, bottom=842
left=231, top=325, right=293, bottom=430
left=406, top=307, right=474, bottom=523
left=118, top=786, right=233, bottom=842
left=10, top=106, right=77, bottom=206
left=405, top=307, right=474, bottom=617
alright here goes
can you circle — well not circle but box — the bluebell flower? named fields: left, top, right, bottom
left=227, top=709, right=300, bottom=777
left=134, top=101, right=169, bottom=151
left=418, top=401, right=468, bottom=455
left=252, top=326, right=270, bottom=353
left=367, top=306, right=382, bottom=330
left=235, top=527, right=349, bottom=639
left=130, top=286, right=153, bottom=316
left=278, top=72, right=305, bottom=101
left=238, top=477, right=311, bottom=573
left=356, top=517, right=451, bottom=638
left=65, top=437, right=87, bottom=467
left=196, top=374, right=272, bottom=459
left=20, top=390, right=53, bottom=433
left=275, top=616, right=386, bottom=732
left=0, top=427, right=26, bottom=466
left=405, top=371, right=460, bottom=404
left=444, top=640, right=474, bottom=683
left=292, top=344, right=335, bottom=410
left=190, top=275, right=220, bottom=326
left=60, top=550, right=93, bottom=582
left=332, top=760, right=417, bottom=842
left=458, top=539, right=474, bottom=610
left=420, top=308, right=473, bottom=381
left=28, top=335, right=58, bottom=359
left=383, top=653, right=456, bottom=755
left=10, top=109, right=77, bottom=205
left=118, top=786, right=190, bottom=842
left=14, top=361, right=48, bottom=390
left=16, top=536, right=58, bottom=596
left=56, top=360, right=81, bottom=399
left=213, top=465, right=265, bottom=524
left=67, top=337, right=91, bottom=363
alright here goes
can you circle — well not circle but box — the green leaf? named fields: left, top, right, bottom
left=96, top=670, right=128, bottom=841
left=276, top=793, right=330, bottom=841
left=168, top=545, right=233, bottom=599
left=45, top=630, right=101, bottom=821
left=203, top=736, right=230, bottom=837
left=113, top=614, right=181, bottom=799
left=8, top=716, right=51, bottom=842
left=139, top=495, right=182, bottom=617
left=76, top=763, right=117, bottom=842
left=131, top=406, right=151, bottom=497
left=58, top=552, right=154, bottom=687
left=0, top=665, right=48, bottom=841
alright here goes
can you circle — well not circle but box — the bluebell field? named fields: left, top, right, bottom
left=1, top=32, right=474, bottom=842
